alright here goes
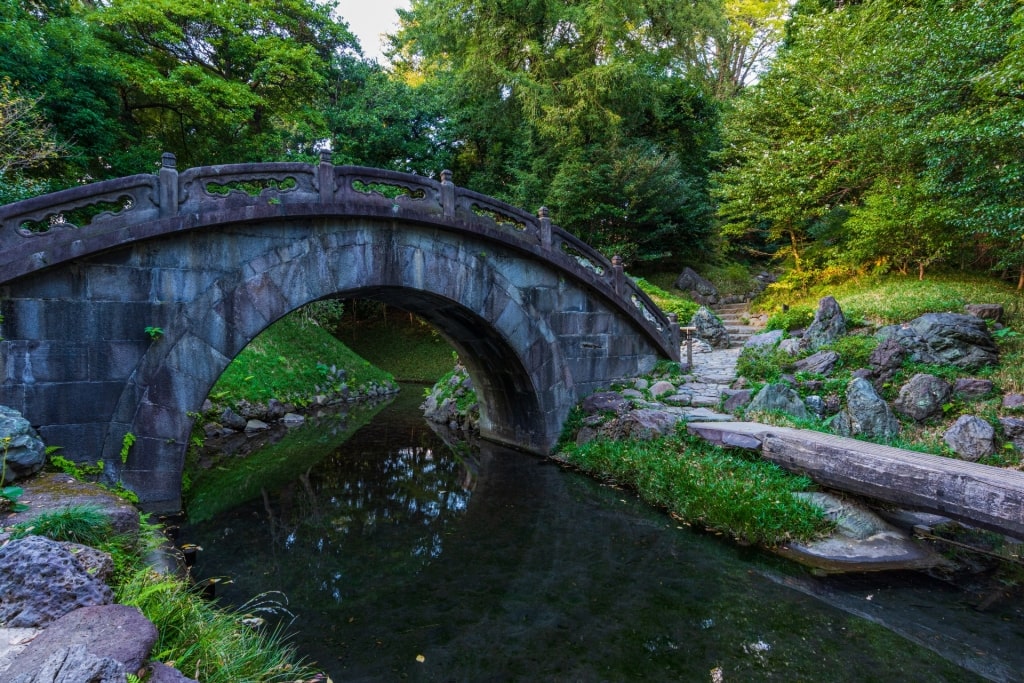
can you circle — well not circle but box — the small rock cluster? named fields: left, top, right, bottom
left=421, top=364, right=480, bottom=432
left=735, top=297, right=1019, bottom=463
left=198, top=372, right=398, bottom=439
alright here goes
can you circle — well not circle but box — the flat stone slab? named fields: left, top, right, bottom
left=687, top=422, right=1024, bottom=538
left=775, top=493, right=942, bottom=573
left=0, top=628, right=40, bottom=676
left=3, top=472, right=139, bottom=536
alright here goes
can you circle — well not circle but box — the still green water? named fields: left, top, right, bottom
left=182, top=389, right=1023, bottom=682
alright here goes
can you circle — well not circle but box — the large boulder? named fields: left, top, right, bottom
left=581, top=391, right=630, bottom=415
left=674, top=267, right=719, bottom=305
left=4, top=605, right=157, bottom=682
left=892, top=374, right=952, bottom=422
left=803, top=296, right=846, bottom=350
left=745, top=384, right=811, bottom=421
left=943, top=415, right=995, bottom=461
left=833, top=378, right=900, bottom=440
left=690, top=306, right=730, bottom=349
left=0, top=406, right=46, bottom=484
left=4, top=473, right=140, bottom=537
left=876, top=313, right=998, bottom=370
left=0, top=536, right=114, bottom=628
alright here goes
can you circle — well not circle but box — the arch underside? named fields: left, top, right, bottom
left=1, top=216, right=665, bottom=510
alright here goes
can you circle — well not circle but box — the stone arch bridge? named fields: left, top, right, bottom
left=0, top=153, right=680, bottom=511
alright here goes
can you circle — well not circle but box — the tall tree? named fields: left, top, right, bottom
left=91, top=0, right=361, bottom=166
left=388, top=0, right=722, bottom=264
left=713, top=0, right=1019, bottom=280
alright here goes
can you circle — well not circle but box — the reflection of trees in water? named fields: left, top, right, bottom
left=254, top=440, right=477, bottom=606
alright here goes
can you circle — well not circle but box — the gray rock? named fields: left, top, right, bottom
left=674, top=267, right=719, bottom=305
left=794, top=350, right=841, bottom=376
left=869, top=338, right=906, bottom=373
left=244, top=419, right=269, bottom=432
left=805, top=395, right=826, bottom=417
left=9, top=644, right=124, bottom=683
left=148, top=661, right=200, bottom=683
left=633, top=378, right=650, bottom=391
left=690, top=306, right=730, bottom=349
left=953, top=378, right=994, bottom=400
left=999, top=417, right=1024, bottom=450
left=600, top=409, right=681, bottom=441
left=803, top=296, right=846, bottom=349
left=943, top=415, right=995, bottom=461
left=745, top=384, right=811, bottom=420
left=1003, top=394, right=1024, bottom=411
left=5, top=605, right=157, bottom=681
left=744, top=330, right=783, bottom=349
left=722, top=389, right=753, bottom=413
left=281, top=412, right=305, bottom=425
left=876, top=313, right=998, bottom=370
left=833, top=378, right=899, bottom=440
left=0, top=406, right=46, bottom=484
left=649, top=381, right=676, bottom=399
left=850, top=368, right=874, bottom=381
left=663, top=394, right=691, bottom=406
left=581, top=391, right=629, bottom=415
left=0, top=536, right=114, bottom=628
left=779, top=338, right=802, bottom=355
left=892, top=373, right=952, bottom=422
left=964, top=303, right=1003, bottom=322
left=781, top=493, right=941, bottom=573
left=265, top=399, right=286, bottom=420
left=219, top=407, right=247, bottom=431
left=621, top=389, right=644, bottom=399
left=4, top=473, right=140, bottom=537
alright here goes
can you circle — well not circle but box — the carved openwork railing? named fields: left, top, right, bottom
left=0, top=152, right=679, bottom=358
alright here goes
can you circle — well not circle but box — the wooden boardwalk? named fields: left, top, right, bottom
left=687, top=421, right=1024, bottom=538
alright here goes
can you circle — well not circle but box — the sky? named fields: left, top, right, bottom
left=338, top=0, right=411, bottom=63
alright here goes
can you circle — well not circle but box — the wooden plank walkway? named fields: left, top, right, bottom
left=687, top=421, right=1024, bottom=538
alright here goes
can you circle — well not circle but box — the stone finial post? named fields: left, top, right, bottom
left=611, top=254, right=624, bottom=295
left=440, top=169, right=455, bottom=219
left=158, top=153, right=178, bottom=218
left=537, top=206, right=552, bottom=250
left=318, top=149, right=334, bottom=204
left=667, top=313, right=686, bottom=367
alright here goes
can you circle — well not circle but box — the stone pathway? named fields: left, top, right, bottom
left=673, top=301, right=760, bottom=409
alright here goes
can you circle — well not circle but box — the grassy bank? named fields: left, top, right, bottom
left=558, top=432, right=831, bottom=545
left=211, top=309, right=394, bottom=407
left=333, top=303, right=455, bottom=382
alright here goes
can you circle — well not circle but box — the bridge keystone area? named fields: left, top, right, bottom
left=0, top=153, right=680, bottom=511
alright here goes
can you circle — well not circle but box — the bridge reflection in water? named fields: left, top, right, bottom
left=182, top=390, right=1017, bottom=682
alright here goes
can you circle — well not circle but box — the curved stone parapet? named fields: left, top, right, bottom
left=0, top=153, right=678, bottom=359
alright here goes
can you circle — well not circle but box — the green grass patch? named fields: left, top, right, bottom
left=632, top=277, right=700, bottom=320
left=559, top=433, right=831, bottom=546
left=116, top=567, right=316, bottom=683
left=334, top=307, right=455, bottom=382
left=10, top=504, right=112, bottom=546
left=212, top=310, right=393, bottom=407
left=756, top=270, right=1022, bottom=327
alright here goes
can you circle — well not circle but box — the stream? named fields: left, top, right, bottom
left=181, top=387, right=1024, bottom=682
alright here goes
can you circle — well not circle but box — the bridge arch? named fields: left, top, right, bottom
left=0, top=154, right=680, bottom=510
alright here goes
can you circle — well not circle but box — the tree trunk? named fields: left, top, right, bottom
left=789, top=230, right=802, bottom=272
left=1018, top=265, right=1024, bottom=291
left=918, top=262, right=925, bottom=281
